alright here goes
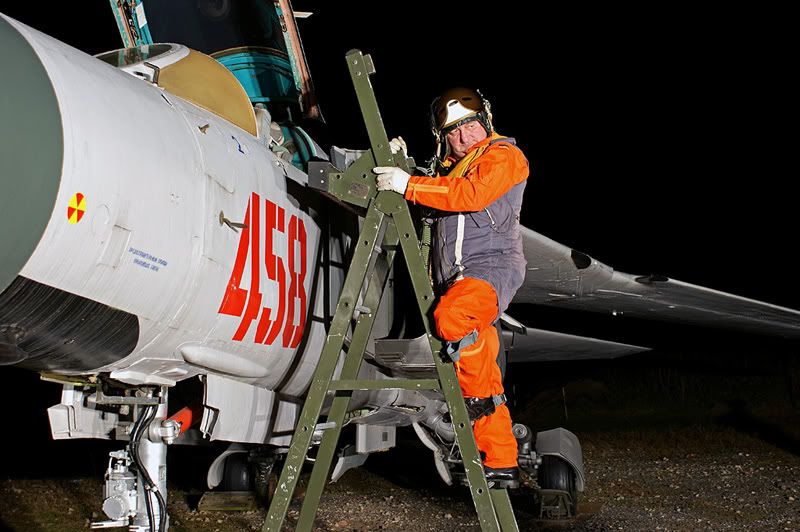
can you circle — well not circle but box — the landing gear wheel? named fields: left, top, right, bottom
left=537, top=456, right=577, bottom=519
left=221, top=453, right=252, bottom=491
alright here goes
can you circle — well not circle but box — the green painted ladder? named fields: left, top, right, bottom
left=262, top=49, right=518, bottom=532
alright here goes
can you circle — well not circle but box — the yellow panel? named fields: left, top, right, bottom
left=157, top=50, right=257, bottom=136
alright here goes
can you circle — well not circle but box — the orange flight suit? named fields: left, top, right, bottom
left=404, top=133, right=528, bottom=469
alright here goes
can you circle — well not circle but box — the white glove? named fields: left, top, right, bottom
left=374, top=166, right=411, bottom=194
left=389, top=136, right=407, bottom=157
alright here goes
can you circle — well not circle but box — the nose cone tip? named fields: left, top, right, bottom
left=0, top=14, right=63, bottom=294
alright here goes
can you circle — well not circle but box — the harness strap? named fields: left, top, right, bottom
left=464, top=394, right=507, bottom=421
left=444, top=330, right=478, bottom=362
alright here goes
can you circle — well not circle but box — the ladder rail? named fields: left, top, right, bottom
left=391, top=201, right=515, bottom=531
left=295, top=225, right=399, bottom=531
left=263, top=204, right=386, bottom=531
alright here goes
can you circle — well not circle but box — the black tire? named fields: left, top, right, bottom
left=221, top=453, right=252, bottom=491
left=537, top=455, right=578, bottom=517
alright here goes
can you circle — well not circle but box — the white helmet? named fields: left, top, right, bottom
left=429, top=87, right=493, bottom=161
left=430, top=87, right=493, bottom=135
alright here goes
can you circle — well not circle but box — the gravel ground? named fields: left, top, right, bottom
left=572, top=427, right=800, bottom=531
left=1, top=425, right=799, bottom=531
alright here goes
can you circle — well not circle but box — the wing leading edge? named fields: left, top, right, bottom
left=512, top=226, right=800, bottom=338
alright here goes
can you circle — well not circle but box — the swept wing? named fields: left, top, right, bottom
left=511, top=226, right=800, bottom=338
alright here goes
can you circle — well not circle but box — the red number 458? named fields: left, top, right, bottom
left=218, top=192, right=308, bottom=348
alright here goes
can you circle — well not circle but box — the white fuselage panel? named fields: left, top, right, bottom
left=10, top=17, right=325, bottom=396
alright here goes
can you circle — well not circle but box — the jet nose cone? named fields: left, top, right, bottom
left=0, top=14, right=63, bottom=294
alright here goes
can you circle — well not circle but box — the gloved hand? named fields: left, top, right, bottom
left=389, top=136, right=407, bottom=157
left=374, top=166, right=411, bottom=194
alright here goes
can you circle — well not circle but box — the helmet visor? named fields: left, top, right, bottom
left=432, top=89, right=484, bottom=131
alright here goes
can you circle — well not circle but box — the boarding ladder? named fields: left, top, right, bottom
left=262, top=50, right=519, bottom=532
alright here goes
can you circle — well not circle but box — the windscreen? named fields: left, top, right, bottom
left=142, top=0, right=288, bottom=56
left=95, top=44, right=174, bottom=67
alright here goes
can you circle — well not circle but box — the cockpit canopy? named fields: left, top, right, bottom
left=142, top=0, right=287, bottom=58
left=110, top=0, right=319, bottom=122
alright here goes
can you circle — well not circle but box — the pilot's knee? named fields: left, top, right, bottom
left=434, top=305, right=470, bottom=341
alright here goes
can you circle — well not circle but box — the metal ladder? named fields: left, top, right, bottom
left=262, top=49, right=519, bottom=532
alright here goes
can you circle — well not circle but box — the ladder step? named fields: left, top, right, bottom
left=328, top=378, right=440, bottom=391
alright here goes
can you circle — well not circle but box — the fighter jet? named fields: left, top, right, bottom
left=2, top=2, right=799, bottom=530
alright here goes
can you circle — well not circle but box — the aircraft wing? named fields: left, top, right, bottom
left=499, top=314, right=649, bottom=362
left=512, top=226, right=800, bottom=338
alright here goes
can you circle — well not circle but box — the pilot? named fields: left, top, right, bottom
left=373, top=88, right=529, bottom=488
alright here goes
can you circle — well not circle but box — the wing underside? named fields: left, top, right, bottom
left=511, top=226, right=800, bottom=339
left=499, top=314, right=649, bottom=362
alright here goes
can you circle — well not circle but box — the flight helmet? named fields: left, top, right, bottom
left=430, top=87, right=493, bottom=160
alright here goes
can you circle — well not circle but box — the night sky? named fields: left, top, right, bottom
left=2, top=2, right=796, bottom=315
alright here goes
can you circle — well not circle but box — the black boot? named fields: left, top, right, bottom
left=484, top=466, right=520, bottom=489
